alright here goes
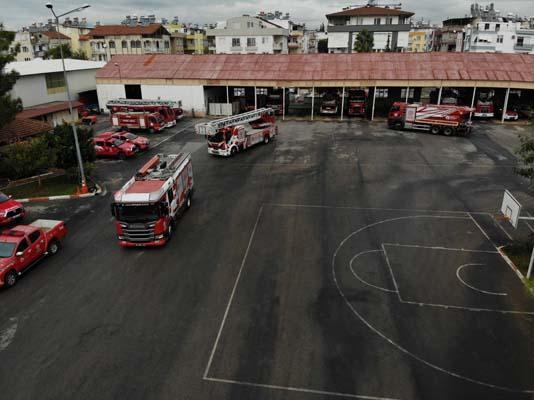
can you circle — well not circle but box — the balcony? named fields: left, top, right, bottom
left=231, top=46, right=242, bottom=52
left=288, top=42, right=299, bottom=48
left=514, top=43, right=534, bottom=51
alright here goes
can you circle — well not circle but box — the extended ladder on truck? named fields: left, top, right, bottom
left=107, top=98, right=182, bottom=108
left=195, top=108, right=273, bottom=136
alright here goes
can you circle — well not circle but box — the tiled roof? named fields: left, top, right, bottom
left=42, top=31, right=71, bottom=40
left=0, top=118, right=52, bottom=145
left=96, top=53, right=534, bottom=84
left=326, top=5, right=414, bottom=18
left=88, top=23, right=168, bottom=37
left=18, top=101, right=83, bottom=119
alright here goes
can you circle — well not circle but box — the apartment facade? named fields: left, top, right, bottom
left=464, top=20, right=534, bottom=54
left=86, top=23, right=171, bottom=61
left=408, top=27, right=436, bottom=52
left=9, top=31, right=34, bottom=62
left=326, top=5, right=414, bottom=53
left=207, top=16, right=289, bottom=54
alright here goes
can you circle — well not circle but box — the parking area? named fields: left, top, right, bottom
left=2, top=118, right=534, bottom=400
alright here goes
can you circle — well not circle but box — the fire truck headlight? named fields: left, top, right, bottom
left=148, top=223, right=156, bottom=228
left=120, top=223, right=127, bottom=228
left=118, top=235, right=125, bottom=240
left=155, top=234, right=164, bottom=240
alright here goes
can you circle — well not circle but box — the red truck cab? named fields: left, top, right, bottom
left=0, top=192, right=25, bottom=226
left=94, top=137, right=138, bottom=159
left=0, top=220, right=67, bottom=288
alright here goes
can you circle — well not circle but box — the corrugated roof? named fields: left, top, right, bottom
left=326, top=5, right=414, bottom=18
left=88, top=23, right=169, bottom=37
left=0, top=118, right=52, bottom=146
left=5, top=59, right=106, bottom=76
left=96, top=53, right=534, bottom=84
left=18, top=101, right=83, bottom=119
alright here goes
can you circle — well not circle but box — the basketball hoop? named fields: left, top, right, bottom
left=494, top=214, right=511, bottom=223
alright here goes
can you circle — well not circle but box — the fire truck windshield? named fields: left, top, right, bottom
left=115, top=204, right=160, bottom=222
left=0, top=192, right=9, bottom=203
left=209, top=131, right=232, bottom=144
left=124, top=133, right=138, bottom=140
left=0, top=242, right=16, bottom=258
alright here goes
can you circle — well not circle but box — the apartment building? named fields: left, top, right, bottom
left=408, top=26, right=437, bottom=52
left=86, top=23, right=171, bottom=61
left=207, top=16, right=289, bottom=54
left=9, top=31, right=34, bottom=61
left=464, top=20, right=534, bottom=54
left=326, top=4, right=414, bottom=53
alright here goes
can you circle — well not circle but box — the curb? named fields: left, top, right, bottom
left=498, top=246, right=534, bottom=296
left=16, top=182, right=104, bottom=203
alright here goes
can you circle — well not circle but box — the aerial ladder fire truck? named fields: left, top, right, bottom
left=107, top=98, right=184, bottom=128
left=195, top=108, right=277, bottom=157
left=111, top=153, right=194, bottom=247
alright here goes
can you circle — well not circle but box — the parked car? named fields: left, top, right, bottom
left=0, top=220, right=67, bottom=288
left=96, top=131, right=150, bottom=151
left=94, top=137, right=138, bottom=159
left=0, top=192, right=25, bottom=226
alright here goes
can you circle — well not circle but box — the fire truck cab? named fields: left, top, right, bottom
left=347, top=89, right=367, bottom=117
left=111, top=153, right=193, bottom=247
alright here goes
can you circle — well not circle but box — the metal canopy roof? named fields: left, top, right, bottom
left=96, top=53, right=534, bottom=86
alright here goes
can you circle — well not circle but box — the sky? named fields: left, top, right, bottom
left=2, top=0, right=534, bottom=31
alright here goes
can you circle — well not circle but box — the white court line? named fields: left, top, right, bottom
left=490, top=214, right=514, bottom=241
left=203, top=206, right=264, bottom=379
left=468, top=213, right=498, bottom=249
left=151, top=122, right=196, bottom=149
left=381, top=244, right=402, bottom=303
left=203, top=377, right=401, bottom=400
left=383, top=243, right=499, bottom=254
left=525, top=212, right=534, bottom=234
left=332, top=215, right=534, bottom=394
left=349, top=250, right=397, bottom=293
left=456, top=264, right=508, bottom=297
left=399, top=300, right=533, bottom=315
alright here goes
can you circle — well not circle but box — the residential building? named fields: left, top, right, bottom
left=5, top=59, right=105, bottom=126
left=9, top=31, right=34, bottom=62
left=29, top=31, right=71, bottom=58
left=184, top=27, right=208, bottom=54
left=206, top=16, right=289, bottom=54
left=326, top=4, right=414, bottom=53
left=56, top=17, right=92, bottom=55
left=85, top=23, right=171, bottom=61
left=163, top=21, right=186, bottom=54
left=438, top=17, right=475, bottom=52
left=408, top=26, right=437, bottom=52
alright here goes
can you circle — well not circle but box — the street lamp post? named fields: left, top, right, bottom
left=45, top=2, right=91, bottom=194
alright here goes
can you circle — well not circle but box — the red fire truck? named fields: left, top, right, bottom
left=111, top=153, right=194, bottom=247
left=347, top=89, right=367, bottom=117
left=195, top=108, right=277, bottom=157
left=388, top=102, right=473, bottom=136
left=107, top=99, right=183, bottom=128
left=474, top=90, right=495, bottom=118
left=111, top=112, right=166, bottom=133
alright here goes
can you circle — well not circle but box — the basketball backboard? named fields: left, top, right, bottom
left=501, top=190, right=522, bottom=229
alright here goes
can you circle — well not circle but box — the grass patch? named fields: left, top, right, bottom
left=502, top=241, right=534, bottom=295
left=4, top=175, right=79, bottom=199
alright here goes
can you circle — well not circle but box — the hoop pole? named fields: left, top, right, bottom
left=528, top=245, right=534, bottom=280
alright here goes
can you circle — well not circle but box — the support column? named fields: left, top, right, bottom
left=226, top=85, right=230, bottom=116
left=282, top=87, right=286, bottom=121
left=405, top=86, right=410, bottom=103
left=340, top=86, right=345, bottom=121
left=437, top=85, right=443, bottom=105
left=501, top=87, right=511, bottom=124
left=311, top=87, right=315, bottom=121
left=469, top=86, right=477, bottom=120
left=371, top=86, right=377, bottom=121
left=254, top=86, right=257, bottom=110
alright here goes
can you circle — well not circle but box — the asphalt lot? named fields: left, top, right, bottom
left=1, top=118, right=534, bottom=400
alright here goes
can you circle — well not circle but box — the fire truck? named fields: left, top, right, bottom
left=111, top=112, right=166, bottom=133
left=474, top=90, right=495, bottom=118
left=111, top=153, right=194, bottom=247
left=195, top=108, right=277, bottom=157
left=347, top=89, right=367, bottom=117
left=388, top=102, right=473, bottom=136
left=107, top=98, right=184, bottom=127
left=320, top=93, right=339, bottom=115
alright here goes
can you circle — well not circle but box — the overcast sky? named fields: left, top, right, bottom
left=3, top=0, right=534, bottom=30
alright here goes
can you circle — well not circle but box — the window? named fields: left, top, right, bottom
left=247, top=37, right=256, bottom=47
left=144, top=41, right=151, bottom=48
left=135, top=40, right=141, bottom=48
left=16, top=239, right=29, bottom=254
left=262, top=37, right=267, bottom=44
left=401, top=88, right=414, bottom=99
left=517, top=36, right=525, bottom=46
left=257, top=88, right=268, bottom=95
left=233, top=87, right=245, bottom=96
left=376, top=88, right=388, bottom=98
left=374, top=18, right=381, bottom=25
left=122, top=40, right=128, bottom=49
left=386, top=17, right=393, bottom=25
left=164, top=41, right=170, bottom=49
left=232, top=38, right=241, bottom=47
left=130, top=40, right=136, bottom=48
left=247, top=21, right=254, bottom=28
left=484, top=23, right=490, bottom=30
left=167, top=188, right=174, bottom=203
left=28, top=230, right=41, bottom=243
left=496, top=23, right=500, bottom=31
left=45, top=72, right=66, bottom=94
left=22, top=46, right=28, bottom=52
left=497, top=35, right=504, bottom=44
left=108, top=40, right=115, bottom=49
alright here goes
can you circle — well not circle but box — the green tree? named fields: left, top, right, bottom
left=0, top=137, right=55, bottom=180
left=318, top=38, right=328, bottom=53
left=515, top=136, right=534, bottom=181
left=45, top=43, right=72, bottom=59
left=0, top=23, right=22, bottom=130
left=72, top=49, right=88, bottom=60
left=45, top=123, right=95, bottom=171
left=353, top=29, right=374, bottom=53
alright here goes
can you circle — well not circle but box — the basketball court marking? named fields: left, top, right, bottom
left=456, top=264, right=508, bottom=297
left=349, top=250, right=397, bottom=293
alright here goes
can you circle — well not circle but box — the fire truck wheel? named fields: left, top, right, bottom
left=430, top=126, right=441, bottom=135
left=47, top=240, right=60, bottom=255
left=167, top=223, right=174, bottom=240
left=443, top=127, right=454, bottom=136
left=394, top=121, right=403, bottom=130
left=5, top=270, right=17, bottom=288
left=231, top=147, right=238, bottom=156
left=263, top=135, right=270, bottom=144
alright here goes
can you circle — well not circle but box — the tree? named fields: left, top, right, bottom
left=45, top=123, right=95, bottom=171
left=515, top=136, right=534, bottom=181
left=72, top=49, right=88, bottom=60
left=0, top=23, right=22, bottom=130
left=45, top=43, right=72, bottom=59
left=318, top=38, right=328, bottom=53
left=353, top=29, right=374, bottom=53
left=0, top=137, right=55, bottom=180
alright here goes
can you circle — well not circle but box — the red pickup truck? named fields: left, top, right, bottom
left=0, top=220, right=67, bottom=288
left=0, top=192, right=25, bottom=226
